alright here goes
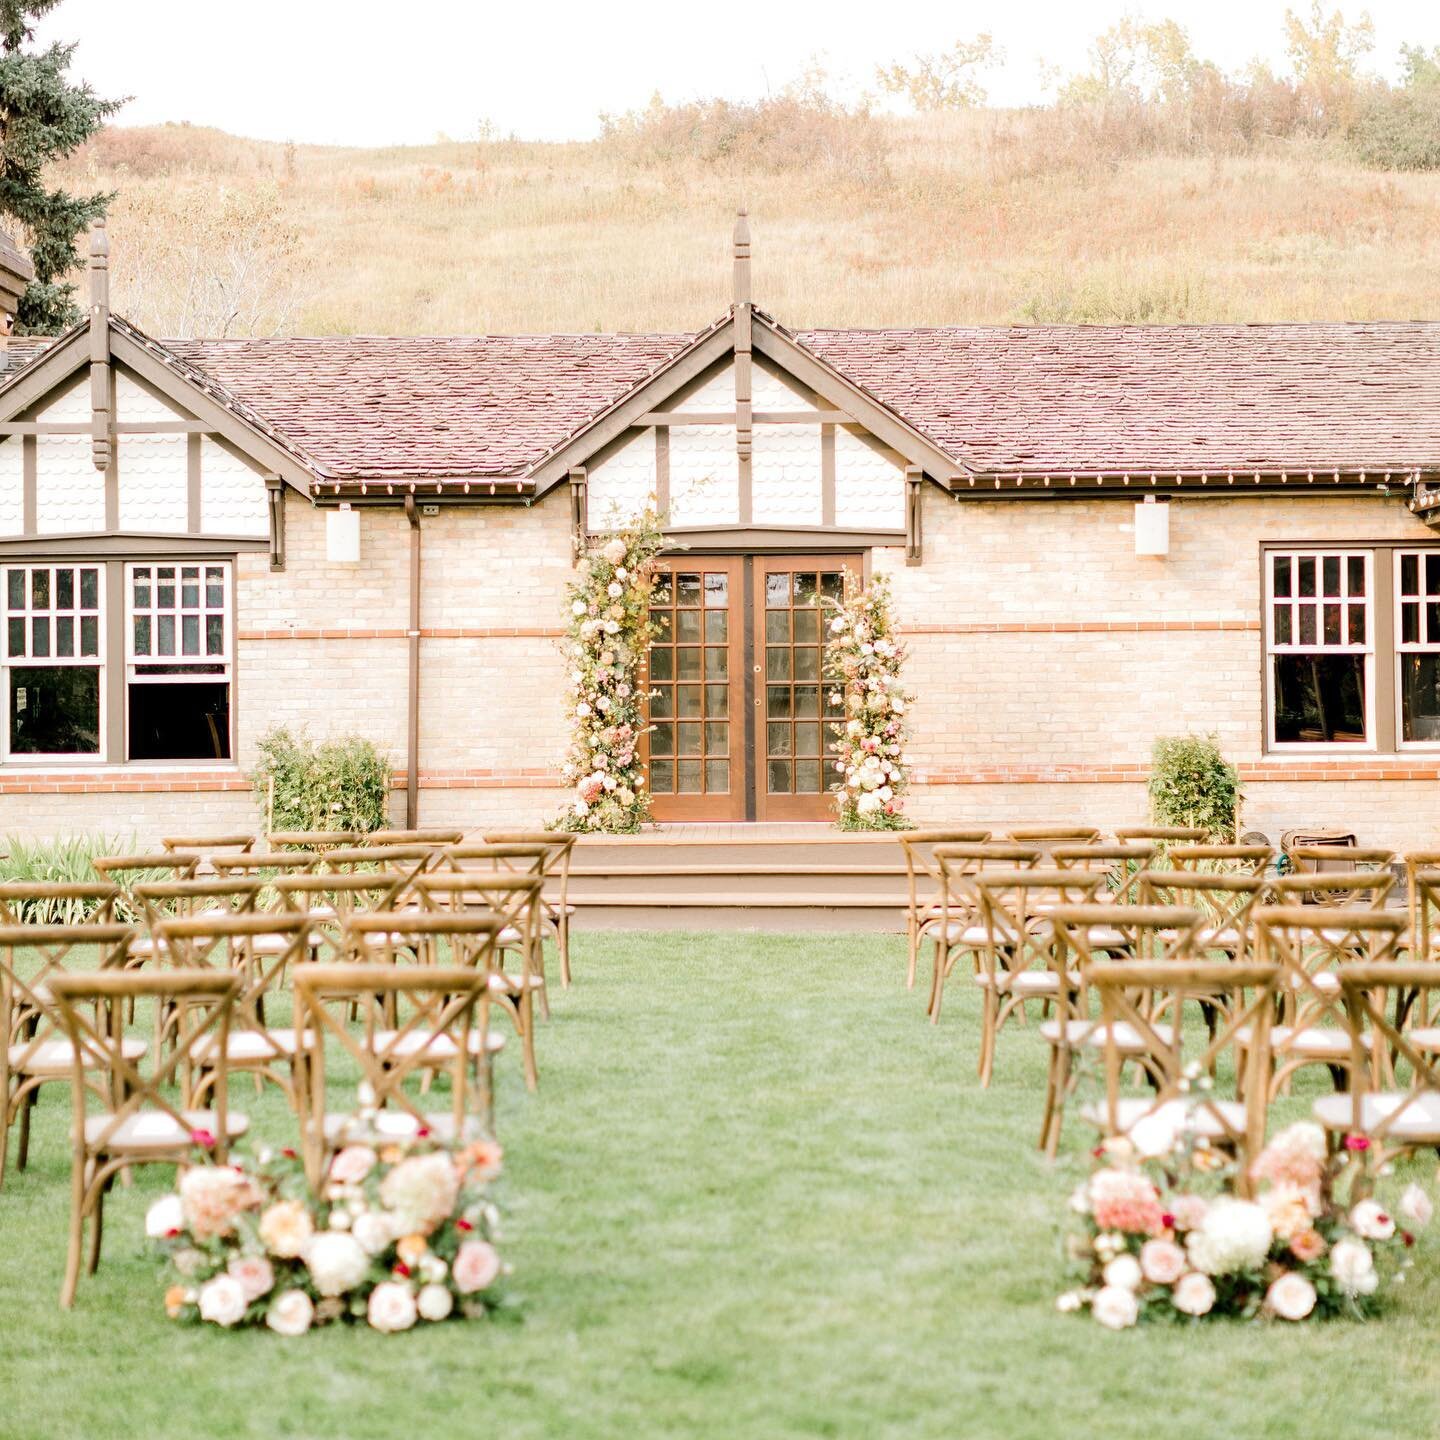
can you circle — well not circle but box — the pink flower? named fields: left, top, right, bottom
left=1344, top=1134, right=1371, bottom=1152
left=1168, top=1194, right=1209, bottom=1232
left=367, top=1281, right=419, bottom=1333
left=179, top=1166, right=261, bottom=1240
left=1267, top=1271, right=1318, bottom=1321
left=452, top=1240, right=501, bottom=1294
left=1171, top=1271, right=1215, bottom=1316
left=1289, top=1229, right=1326, bottom=1262
left=190, top=1129, right=217, bottom=1151
left=1089, top=1170, right=1166, bottom=1237
left=1139, top=1238, right=1187, bottom=1285
left=227, top=1254, right=276, bottom=1303
left=329, top=1145, right=377, bottom=1186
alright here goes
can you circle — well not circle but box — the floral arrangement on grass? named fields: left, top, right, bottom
left=823, top=574, right=913, bottom=830
left=1059, top=1098, right=1431, bottom=1328
left=147, top=1130, right=507, bottom=1334
left=554, top=505, right=666, bottom=833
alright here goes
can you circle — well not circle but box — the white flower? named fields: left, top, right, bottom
left=1350, top=1199, right=1396, bottom=1241
left=1103, top=1254, right=1143, bottom=1291
left=367, top=1281, right=418, bottom=1333
left=227, top=1254, right=275, bottom=1302
left=1330, top=1237, right=1378, bottom=1295
left=1139, top=1239, right=1187, bottom=1285
left=417, top=1283, right=454, bottom=1322
left=829, top=617, right=847, bottom=633
left=856, top=793, right=881, bottom=814
left=266, top=1288, right=314, bottom=1336
left=1171, top=1271, right=1216, bottom=1316
left=575, top=702, right=591, bottom=717
left=1186, top=1199, right=1273, bottom=1276
left=602, top=538, right=627, bottom=564
left=571, top=600, right=587, bottom=616
left=197, top=1275, right=248, bottom=1327
left=607, top=582, right=623, bottom=598
left=304, top=1231, right=370, bottom=1297
left=1055, top=1291, right=1084, bottom=1313
left=1399, top=1184, right=1433, bottom=1229
left=1128, top=1106, right=1184, bottom=1160
left=352, top=1210, right=395, bottom=1256
left=1266, top=1271, right=1318, bottom=1321
left=1091, top=1284, right=1139, bottom=1330
left=1067, top=1185, right=1091, bottom=1215
left=145, top=1194, right=184, bottom=1238
left=604, top=620, right=620, bottom=634
left=379, top=1153, right=460, bottom=1235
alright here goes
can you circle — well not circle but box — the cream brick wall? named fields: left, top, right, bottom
left=879, top=487, right=1440, bottom=851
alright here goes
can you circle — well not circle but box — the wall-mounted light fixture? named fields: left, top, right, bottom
left=1134, top=495, right=1170, bottom=556
left=326, top=503, right=361, bottom=564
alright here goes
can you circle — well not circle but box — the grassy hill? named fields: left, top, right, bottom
left=58, top=113, right=1440, bottom=338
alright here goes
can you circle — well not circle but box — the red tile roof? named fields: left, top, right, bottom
left=796, top=321, right=1440, bottom=477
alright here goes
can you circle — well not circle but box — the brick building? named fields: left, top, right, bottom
left=0, top=218, right=1437, bottom=847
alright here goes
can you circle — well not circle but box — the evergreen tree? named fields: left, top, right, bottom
left=0, top=1, right=121, bottom=333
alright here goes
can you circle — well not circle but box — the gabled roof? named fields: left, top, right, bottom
left=3, top=313, right=1440, bottom=496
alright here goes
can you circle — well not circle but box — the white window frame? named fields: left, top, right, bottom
left=1395, top=547, right=1440, bottom=751
left=1265, top=548, right=1375, bottom=752
left=123, top=561, right=233, bottom=762
left=1, top=562, right=107, bottom=763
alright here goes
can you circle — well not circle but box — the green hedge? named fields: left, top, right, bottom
left=1147, top=733, right=1241, bottom=841
left=250, top=727, right=392, bottom=835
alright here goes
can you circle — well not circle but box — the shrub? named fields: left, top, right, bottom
left=251, top=727, right=392, bottom=835
left=1348, top=86, right=1440, bottom=171
left=1147, top=733, right=1241, bottom=840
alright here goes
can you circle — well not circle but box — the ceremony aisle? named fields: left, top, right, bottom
left=2, top=932, right=1438, bottom=1440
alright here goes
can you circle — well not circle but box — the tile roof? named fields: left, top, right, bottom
left=163, top=332, right=696, bottom=481
left=796, top=322, right=1440, bottom=477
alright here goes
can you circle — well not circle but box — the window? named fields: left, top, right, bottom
left=1266, top=550, right=1372, bottom=747
left=126, top=563, right=231, bottom=760
left=3, top=564, right=103, bottom=756
left=1398, top=550, right=1440, bottom=745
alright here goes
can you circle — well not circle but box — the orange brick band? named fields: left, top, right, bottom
left=237, top=627, right=565, bottom=641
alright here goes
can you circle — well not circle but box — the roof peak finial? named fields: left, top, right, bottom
left=732, top=208, right=751, bottom=310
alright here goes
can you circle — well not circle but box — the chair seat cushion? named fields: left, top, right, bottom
left=488, top=972, right=544, bottom=994
left=1038, top=1019, right=1176, bottom=1051
left=81, top=1108, right=248, bottom=1151
left=1235, top=1023, right=1353, bottom=1057
left=321, top=1110, right=486, bottom=1145
left=127, top=936, right=168, bottom=958
left=971, top=969, right=1074, bottom=994
left=1313, top=1090, right=1440, bottom=1142
left=1080, top=1096, right=1246, bottom=1140
left=9, top=1036, right=146, bottom=1072
left=497, top=926, right=524, bottom=946
left=369, top=1028, right=506, bottom=1059
left=193, top=1028, right=313, bottom=1063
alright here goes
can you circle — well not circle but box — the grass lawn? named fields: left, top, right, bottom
left=2, top=930, right=1438, bottom=1440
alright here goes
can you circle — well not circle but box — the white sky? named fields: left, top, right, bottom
left=40, top=0, right=1440, bottom=146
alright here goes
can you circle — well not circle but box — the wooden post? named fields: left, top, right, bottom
left=733, top=210, right=753, bottom=524
left=265, top=476, right=286, bottom=570
left=568, top=466, right=588, bottom=558
left=905, top=468, right=923, bottom=565
left=88, top=223, right=111, bottom=473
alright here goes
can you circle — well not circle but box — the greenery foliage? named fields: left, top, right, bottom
left=250, top=727, right=392, bottom=835
left=824, top=575, right=914, bottom=831
left=553, top=506, right=666, bottom=833
left=0, top=832, right=150, bottom=920
left=0, top=0, right=122, bottom=332
left=1147, top=732, right=1241, bottom=840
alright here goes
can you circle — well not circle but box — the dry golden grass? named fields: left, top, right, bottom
left=56, top=111, right=1440, bottom=337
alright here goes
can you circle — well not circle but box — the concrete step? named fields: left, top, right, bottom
left=567, top=866, right=909, bottom=899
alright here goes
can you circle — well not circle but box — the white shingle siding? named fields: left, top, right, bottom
left=669, top=425, right=739, bottom=525
left=751, top=425, right=822, bottom=524
left=36, top=433, right=104, bottom=532
left=200, top=438, right=268, bottom=536
left=751, top=364, right=814, bottom=410
left=0, top=440, right=21, bottom=534
left=685, top=363, right=736, bottom=410
left=587, top=430, right=656, bottom=528
left=118, top=433, right=188, bottom=532
left=834, top=427, right=905, bottom=529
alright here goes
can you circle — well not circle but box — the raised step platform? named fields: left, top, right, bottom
left=564, top=825, right=914, bottom=932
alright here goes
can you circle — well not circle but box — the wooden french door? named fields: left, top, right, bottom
left=644, top=554, right=860, bottom=822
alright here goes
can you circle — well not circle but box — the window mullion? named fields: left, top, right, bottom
left=104, top=560, right=125, bottom=764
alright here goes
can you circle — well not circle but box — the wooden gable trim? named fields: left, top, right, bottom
left=527, top=318, right=738, bottom=494
left=750, top=318, right=966, bottom=489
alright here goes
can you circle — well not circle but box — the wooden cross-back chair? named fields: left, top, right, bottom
left=1037, top=904, right=1207, bottom=1157
left=445, top=843, right=559, bottom=1008
left=159, top=832, right=256, bottom=867
left=1404, top=853, right=1440, bottom=962
left=265, top=830, right=361, bottom=852
left=1004, top=826, right=1101, bottom=863
left=1051, top=841, right=1157, bottom=905
left=410, top=871, right=545, bottom=1090
left=293, top=952, right=500, bottom=1186
left=211, top=849, right=322, bottom=881
left=1082, top=955, right=1280, bottom=1191
left=1165, top=844, right=1275, bottom=877
left=322, top=843, right=437, bottom=896
left=896, top=829, right=992, bottom=990
left=1268, top=869, right=1395, bottom=912
left=969, top=867, right=1108, bottom=1086
left=91, top=853, right=199, bottom=928
left=1250, top=905, right=1407, bottom=1101
left=1113, top=825, right=1209, bottom=845
left=49, top=967, right=244, bottom=1307
left=368, top=828, right=465, bottom=846
left=1284, top=845, right=1396, bottom=907
left=0, top=922, right=137, bottom=1190
left=271, top=871, right=412, bottom=961
left=1322, top=962, right=1440, bottom=1168
left=927, top=843, right=1041, bottom=1023
left=0, top=883, right=122, bottom=1035
left=155, top=912, right=313, bottom=1106
left=481, top=830, right=579, bottom=988
left=1136, top=870, right=1265, bottom=959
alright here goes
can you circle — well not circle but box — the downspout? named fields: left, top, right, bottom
left=404, top=495, right=422, bottom=828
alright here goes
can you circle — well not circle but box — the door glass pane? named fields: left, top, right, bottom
left=766, top=647, right=791, bottom=681
left=703, top=573, right=728, bottom=606
left=676, top=610, right=701, bottom=643
left=764, top=610, right=789, bottom=642
left=795, top=722, right=821, bottom=756
left=767, top=722, right=793, bottom=756
left=704, top=721, right=728, bottom=754
left=651, top=686, right=673, bottom=718
left=765, top=574, right=788, bottom=608
left=676, top=574, right=701, bottom=605
left=792, top=607, right=819, bottom=642
left=677, top=722, right=701, bottom=756
left=795, top=686, right=819, bottom=718
left=677, top=760, right=702, bottom=792
left=651, top=611, right=672, bottom=642
left=704, top=611, right=727, bottom=642
left=795, top=760, right=822, bottom=793
left=794, top=647, right=819, bottom=681
left=704, top=685, right=728, bottom=718
left=650, top=648, right=673, bottom=681
left=819, top=571, right=845, bottom=602
left=766, top=686, right=791, bottom=718
left=676, top=685, right=701, bottom=718
left=704, top=760, right=729, bottom=792
left=704, top=647, right=726, bottom=679
left=794, top=572, right=817, bottom=602
left=767, top=759, right=792, bottom=792
left=676, top=647, right=701, bottom=680
left=650, top=760, right=674, bottom=793
left=650, top=724, right=674, bottom=757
